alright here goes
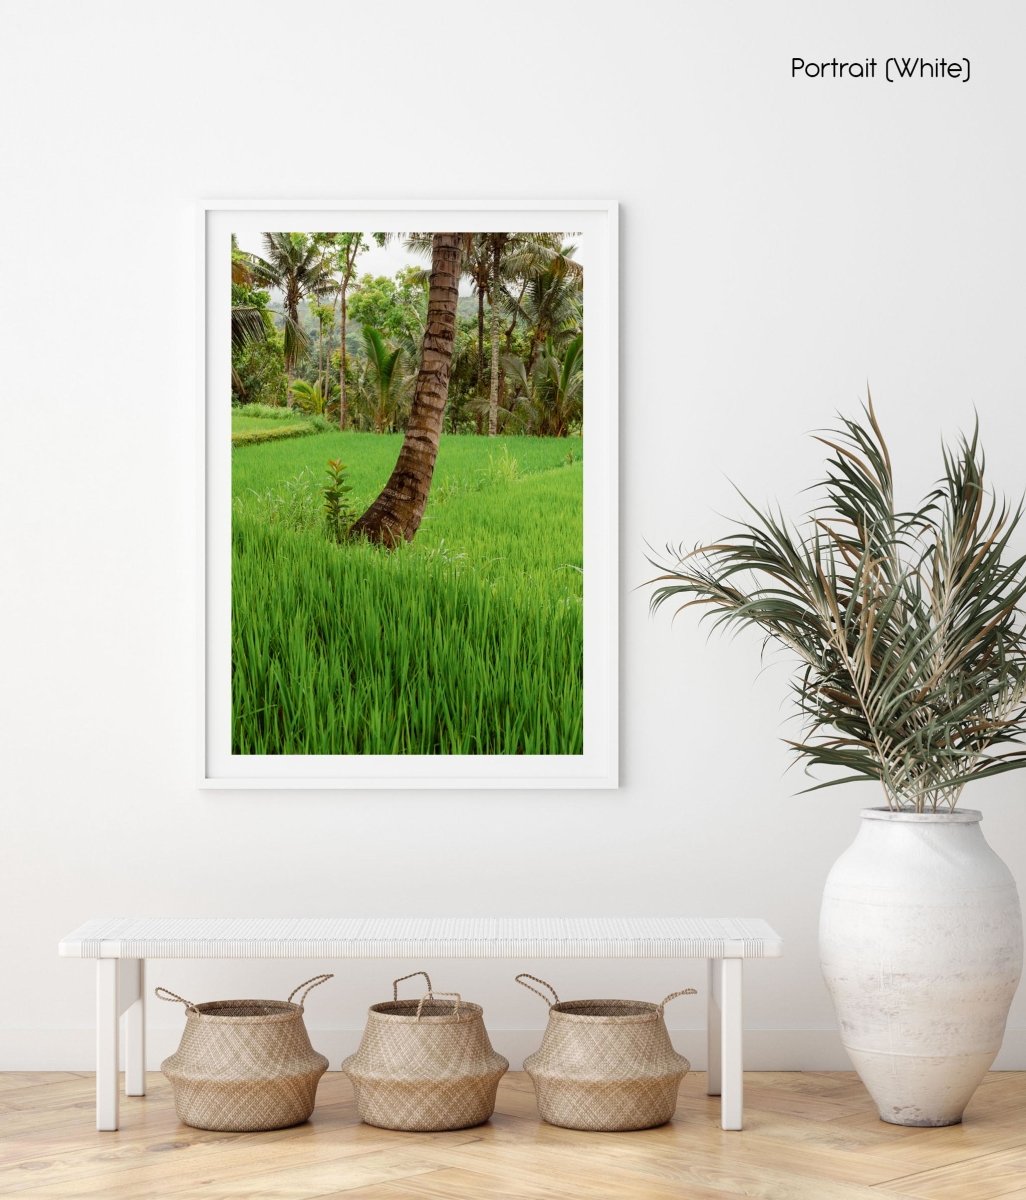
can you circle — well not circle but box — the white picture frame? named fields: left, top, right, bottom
left=200, top=200, right=618, bottom=788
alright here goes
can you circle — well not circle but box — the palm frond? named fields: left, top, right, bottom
left=280, top=311, right=308, bottom=370
left=231, top=305, right=268, bottom=351
left=648, top=405, right=1026, bottom=812
left=361, top=325, right=406, bottom=431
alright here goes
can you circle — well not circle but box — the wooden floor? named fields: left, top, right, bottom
left=3, top=1071, right=1026, bottom=1199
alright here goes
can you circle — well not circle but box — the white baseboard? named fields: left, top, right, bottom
left=5, top=1028, right=1026, bottom=1072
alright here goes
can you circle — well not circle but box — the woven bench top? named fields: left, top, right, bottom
left=59, top=917, right=782, bottom=960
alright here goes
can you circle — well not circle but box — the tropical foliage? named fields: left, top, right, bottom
left=648, top=404, right=1026, bottom=811
left=360, top=326, right=408, bottom=433
left=246, top=232, right=336, bottom=380
left=289, top=378, right=329, bottom=416
left=230, top=230, right=584, bottom=437
left=505, top=334, right=583, bottom=437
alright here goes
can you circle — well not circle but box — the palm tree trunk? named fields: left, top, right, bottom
left=339, top=285, right=348, bottom=429
left=285, top=295, right=299, bottom=409
left=487, top=235, right=505, bottom=436
left=505, top=280, right=525, bottom=351
left=488, top=301, right=500, bottom=435
left=525, top=322, right=546, bottom=379
left=349, top=233, right=461, bottom=546
left=476, top=287, right=485, bottom=434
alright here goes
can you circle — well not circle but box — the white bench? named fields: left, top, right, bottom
left=58, top=916, right=783, bottom=1132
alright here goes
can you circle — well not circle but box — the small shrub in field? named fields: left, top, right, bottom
left=480, top=444, right=520, bottom=486
left=432, top=476, right=466, bottom=505
left=288, top=379, right=329, bottom=417
left=238, top=468, right=320, bottom=533
left=323, top=459, right=355, bottom=544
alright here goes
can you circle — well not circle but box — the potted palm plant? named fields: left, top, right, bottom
left=649, top=403, right=1026, bottom=1126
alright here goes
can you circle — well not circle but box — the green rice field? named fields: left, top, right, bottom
left=232, top=425, right=583, bottom=755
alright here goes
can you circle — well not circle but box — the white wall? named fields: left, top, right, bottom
left=3, top=0, right=1026, bottom=1071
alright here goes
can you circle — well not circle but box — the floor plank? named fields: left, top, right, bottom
left=882, top=1143, right=1026, bottom=1200
left=0, top=1074, right=88, bottom=1094
left=1, top=1072, right=1024, bottom=1200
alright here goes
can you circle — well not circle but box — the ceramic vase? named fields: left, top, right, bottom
left=820, top=808, right=1022, bottom=1126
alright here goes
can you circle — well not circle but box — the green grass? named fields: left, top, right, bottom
left=234, top=403, right=312, bottom=421
left=232, top=415, right=300, bottom=434
left=231, top=410, right=320, bottom=447
left=232, top=432, right=583, bottom=755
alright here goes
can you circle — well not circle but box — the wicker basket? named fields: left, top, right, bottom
left=517, top=973, right=696, bottom=1131
left=342, top=971, right=509, bottom=1132
left=157, top=975, right=332, bottom=1132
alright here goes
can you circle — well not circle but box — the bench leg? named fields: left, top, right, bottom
left=96, top=960, right=119, bottom=1131
left=718, top=959, right=744, bottom=1130
left=706, top=959, right=722, bottom=1096
left=123, top=960, right=145, bottom=1097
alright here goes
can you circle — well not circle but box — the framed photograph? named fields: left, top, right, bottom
left=201, top=200, right=617, bottom=788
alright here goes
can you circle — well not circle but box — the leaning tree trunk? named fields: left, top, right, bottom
left=349, top=233, right=461, bottom=547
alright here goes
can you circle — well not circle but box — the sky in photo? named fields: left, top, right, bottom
left=234, top=233, right=587, bottom=299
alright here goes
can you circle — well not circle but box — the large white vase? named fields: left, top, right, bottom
left=820, top=808, right=1023, bottom=1126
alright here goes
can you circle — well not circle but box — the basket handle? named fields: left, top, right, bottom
left=393, top=970, right=434, bottom=1000
left=287, top=974, right=334, bottom=1007
left=155, top=986, right=199, bottom=1013
left=416, top=991, right=462, bottom=1021
left=658, top=987, right=698, bottom=1014
left=515, top=973, right=560, bottom=1007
